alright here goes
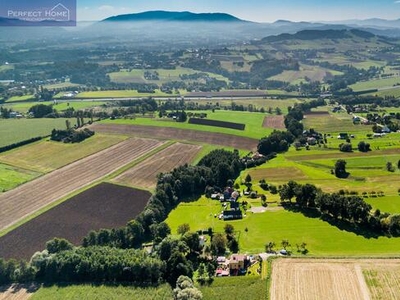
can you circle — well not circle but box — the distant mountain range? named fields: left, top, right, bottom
left=102, top=11, right=244, bottom=23
left=261, top=28, right=375, bottom=43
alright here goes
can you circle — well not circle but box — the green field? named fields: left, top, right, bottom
left=199, top=277, right=267, bottom=300
left=4, top=100, right=106, bottom=113
left=43, top=82, right=81, bottom=90
left=109, top=67, right=229, bottom=84
left=0, top=134, right=126, bottom=173
left=6, top=95, right=35, bottom=102
left=0, top=163, right=41, bottom=192
left=104, top=110, right=270, bottom=139
left=30, top=284, right=173, bottom=300
left=0, top=118, right=82, bottom=148
left=350, top=77, right=400, bottom=91
left=269, top=64, right=343, bottom=84
left=166, top=195, right=400, bottom=256
left=77, top=89, right=180, bottom=98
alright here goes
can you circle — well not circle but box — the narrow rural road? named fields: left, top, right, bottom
left=0, top=138, right=164, bottom=232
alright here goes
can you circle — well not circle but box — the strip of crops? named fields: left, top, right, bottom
left=188, top=118, right=245, bottom=130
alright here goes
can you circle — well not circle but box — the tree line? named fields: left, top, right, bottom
left=279, top=180, right=400, bottom=237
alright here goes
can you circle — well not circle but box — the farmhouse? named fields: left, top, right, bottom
left=223, top=210, right=242, bottom=220
left=215, top=254, right=250, bottom=276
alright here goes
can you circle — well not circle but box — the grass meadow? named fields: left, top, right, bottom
left=30, top=284, right=173, bottom=300
left=0, top=118, right=80, bottom=148
left=103, top=110, right=271, bottom=139
left=0, top=164, right=41, bottom=192
left=199, top=276, right=267, bottom=300
left=108, top=67, right=229, bottom=84
left=76, top=89, right=180, bottom=98
left=0, top=134, right=126, bottom=173
left=350, top=76, right=400, bottom=91
left=166, top=195, right=400, bottom=256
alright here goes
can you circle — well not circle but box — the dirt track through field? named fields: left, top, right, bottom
left=90, top=123, right=258, bottom=151
left=0, top=138, right=164, bottom=232
left=113, top=142, right=202, bottom=189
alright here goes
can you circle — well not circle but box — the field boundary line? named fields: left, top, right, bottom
left=355, top=264, right=371, bottom=300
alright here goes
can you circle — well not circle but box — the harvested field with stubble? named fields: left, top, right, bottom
left=113, top=142, right=202, bottom=189
left=262, top=115, right=285, bottom=129
left=270, top=259, right=400, bottom=300
left=363, top=261, right=400, bottom=300
left=0, top=183, right=150, bottom=260
left=90, top=123, right=258, bottom=150
left=0, top=284, right=38, bottom=300
left=0, top=138, right=164, bottom=233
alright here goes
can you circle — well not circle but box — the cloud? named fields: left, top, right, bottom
left=395, top=1, right=400, bottom=3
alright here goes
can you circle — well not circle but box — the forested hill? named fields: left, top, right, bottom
left=102, top=10, right=246, bottom=23
left=261, top=28, right=376, bottom=43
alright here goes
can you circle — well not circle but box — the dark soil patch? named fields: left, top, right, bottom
left=188, top=118, right=245, bottom=130
left=0, top=182, right=150, bottom=260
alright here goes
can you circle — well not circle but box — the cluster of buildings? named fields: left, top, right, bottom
left=215, top=254, right=251, bottom=276
left=211, top=187, right=243, bottom=220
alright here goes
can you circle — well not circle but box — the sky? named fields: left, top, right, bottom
left=77, top=0, right=400, bottom=22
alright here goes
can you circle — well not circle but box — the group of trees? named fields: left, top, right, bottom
left=278, top=180, right=400, bottom=236
left=50, top=128, right=94, bottom=143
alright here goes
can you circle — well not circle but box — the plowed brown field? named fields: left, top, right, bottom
left=90, top=123, right=258, bottom=150
left=0, top=138, right=164, bottom=232
left=113, top=142, right=202, bottom=189
left=262, top=115, right=285, bottom=129
left=0, top=183, right=150, bottom=260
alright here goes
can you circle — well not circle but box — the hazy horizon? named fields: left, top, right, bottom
left=77, top=0, right=400, bottom=23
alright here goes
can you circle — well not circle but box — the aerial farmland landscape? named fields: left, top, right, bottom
left=1, top=0, right=400, bottom=299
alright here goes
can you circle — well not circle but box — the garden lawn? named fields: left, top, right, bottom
left=0, top=134, right=126, bottom=173
left=30, top=284, right=173, bottom=300
left=0, top=164, right=41, bottom=192
left=166, top=197, right=400, bottom=256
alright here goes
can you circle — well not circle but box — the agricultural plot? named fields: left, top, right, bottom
left=270, top=259, right=371, bottom=300
left=188, top=118, right=245, bottom=130
left=0, top=183, right=150, bottom=260
left=303, top=112, right=368, bottom=134
left=0, top=164, right=40, bottom=192
left=262, top=115, right=285, bottom=129
left=113, top=142, right=202, bottom=190
left=363, top=261, right=400, bottom=300
left=0, top=118, right=78, bottom=148
left=30, top=284, right=173, bottom=300
left=0, top=138, right=164, bottom=233
left=90, top=123, right=258, bottom=151
left=0, top=134, right=126, bottom=173
left=269, top=64, right=342, bottom=84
